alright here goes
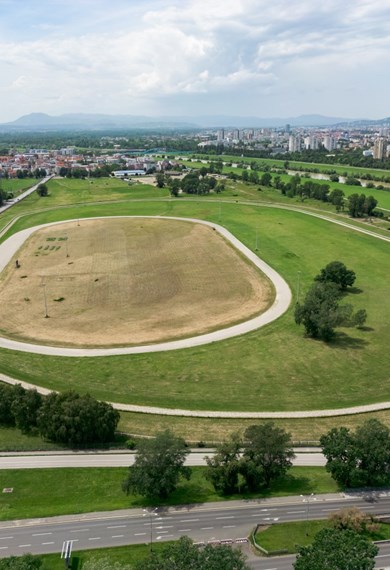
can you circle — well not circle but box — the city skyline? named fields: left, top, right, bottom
left=0, top=0, right=389, bottom=123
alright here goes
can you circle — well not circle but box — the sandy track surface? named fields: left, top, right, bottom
left=0, top=216, right=291, bottom=356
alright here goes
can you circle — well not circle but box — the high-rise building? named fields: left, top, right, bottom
left=373, top=138, right=387, bottom=160
left=323, top=135, right=336, bottom=151
left=217, top=129, right=225, bottom=142
left=304, top=135, right=319, bottom=150
left=288, top=135, right=301, bottom=152
left=232, top=129, right=240, bottom=141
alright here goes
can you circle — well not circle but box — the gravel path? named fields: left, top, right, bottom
left=0, top=215, right=292, bottom=357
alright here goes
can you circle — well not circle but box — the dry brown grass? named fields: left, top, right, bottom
left=0, top=218, right=272, bottom=347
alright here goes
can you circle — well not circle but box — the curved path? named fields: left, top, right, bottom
left=0, top=205, right=388, bottom=418
left=0, top=215, right=291, bottom=357
left=1, top=372, right=390, bottom=418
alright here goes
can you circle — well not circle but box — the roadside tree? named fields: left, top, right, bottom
left=37, top=391, right=119, bottom=446
left=320, top=419, right=390, bottom=487
left=135, top=536, right=250, bottom=570
left=122, top=429, right=190, bottom=499
left=241, top=422, right=295, bottom=490
left=205, top=433, right=242, bottom=494
left=294, top=528, right=377, bottom=570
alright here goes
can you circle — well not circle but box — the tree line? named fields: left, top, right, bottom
left=0, top=383, right=119, bottom=446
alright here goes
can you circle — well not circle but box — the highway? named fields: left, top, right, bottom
left=0, top=450, right=326, bottom=469
left=2, top=491, right=390, bottom=568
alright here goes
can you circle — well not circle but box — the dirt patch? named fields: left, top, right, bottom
left=0, top=218, right=273, bottom=347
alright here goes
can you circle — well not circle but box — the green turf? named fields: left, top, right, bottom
left=255, top=520, right=390, bottom=554
left=29, top=543, right=168, bottom=570
left=0, top=178, right=37, bottom=197
left=255, top=520, right=330, bottom=553
left=0, top=198, right=388, bottom=412
left=0, top=427, right=64, bottom=451
left=0, top=467, right=339, bottom=521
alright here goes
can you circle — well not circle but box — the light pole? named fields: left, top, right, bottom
left=255, top=228, right=259, bottom=251
left=296, top=270, right=301, bottom=304
left=143, top=508, right=158, bottom=551
left=41, top=283, right=49, bottom=318
left=301, top=493, right=316, bottom=535
left=65, top=235, right=69, bottom=258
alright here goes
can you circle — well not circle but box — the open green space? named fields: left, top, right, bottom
left=38, top=543, right=168, bottom=570
left=0, top=199, right=388, bottom=413
left=0, top=178, right=37, bottom=197
left=182, top=158, right=390, bottom=210
left=195, top=153, right=390, bottom=181
left=255, top=520, right=390, bottom=554
left=0, top=467, right=339, bottom=521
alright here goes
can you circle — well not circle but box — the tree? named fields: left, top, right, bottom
left=168, top=179, right=181, bottom=197
left=0, top=554, right=42, bottom=569
left=205, top=433, right=242, bottom=494
left=135, top=536, right=250, bottom=570
left=320, top=419, right=390, bottom=487
left=315, top=261, right=356, bottom=290
left=260, top=172, right=272, bottom=186
left=155, top=173, right=165, bottom=188
left=295, top=281, right=351, bottom=341
left=36, top=183, right=48, bottom=197
left=37, top=391, right=119, bottom=446
left=330, top=507, right=379, bottom=534
left=11, top=386, right=42, bottom=433
left=241, top=422, right=295, bottom=489
left=293, top=528, right=378, bottom=570
left=122, top=429, right=190, bottom=499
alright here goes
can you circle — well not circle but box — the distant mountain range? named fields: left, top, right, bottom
left=0, top=112, right=388, bottom=131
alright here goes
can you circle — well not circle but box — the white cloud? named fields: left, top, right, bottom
left=0, top=0, right=389, bottom=120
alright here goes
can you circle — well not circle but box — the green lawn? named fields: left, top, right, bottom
left=23, top=544, right=167, bottom=570
left=0, top=199, right=388, bottom=413
left=0, top=178, right=37, bottom=197
left=0, top=467, right=339, bottom=521
left=255, top=520, right=390, bottom=554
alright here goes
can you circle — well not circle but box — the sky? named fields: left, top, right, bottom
left=0, top=0, right=389, bottom=122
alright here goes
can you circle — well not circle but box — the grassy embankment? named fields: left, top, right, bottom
left=0, top=466, right=338, bottom=521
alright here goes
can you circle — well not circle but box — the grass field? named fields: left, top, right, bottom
left=182, top=158, right=390, bottom=210
left=255, top=520, right=390, bottom=554
left=38, top=544, right=168, bottom=570
left=0, top=173, right=388, bottom=442
left=0, top=467, right=339, bottom=521
left=0, top=199, right=388, bottom=413
left=0, top=178, right=37, bottom=197
left=0, top=217, right=271, bottom=347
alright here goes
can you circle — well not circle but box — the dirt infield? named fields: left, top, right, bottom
left=0, top=218, right=273, bottom=347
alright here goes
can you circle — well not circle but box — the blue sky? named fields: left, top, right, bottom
left=0, top=0, right=389, bottom=122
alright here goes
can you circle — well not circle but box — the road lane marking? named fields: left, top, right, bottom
left=107, top=525, right=126, bottom=529
left=287, top=510, right=305, bottom=514
left=223, top=525, right=236, bottom=528
left=157, top=531, right=169, bottom=534
left=0, top=547, right=8, bottom=550
left=70, top=528, right=90, bottom=533
left=33, top=532, right=52, bottom=536
left=216, top=516, right=235, bottom=520
left=88, top=537, right=101, bottom=541
left=179, top=519, right=199, bottom=523
left=111, top=535, right=124, bottom=539
left=201, top=527, right=214, bottom=530
left=19, top=544, right=31, bottom=547
left=134, top=533, right=147, bottom=537
left=0, top=537, right=13, bottom=540
left=179, top=529, right=192, bottom=532
left=42, top=542, right=55, bottom=545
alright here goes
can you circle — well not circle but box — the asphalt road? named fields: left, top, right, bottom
left=0, top=451, right=326, bottom=469
left=2, top=492, right=390, bottom=568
